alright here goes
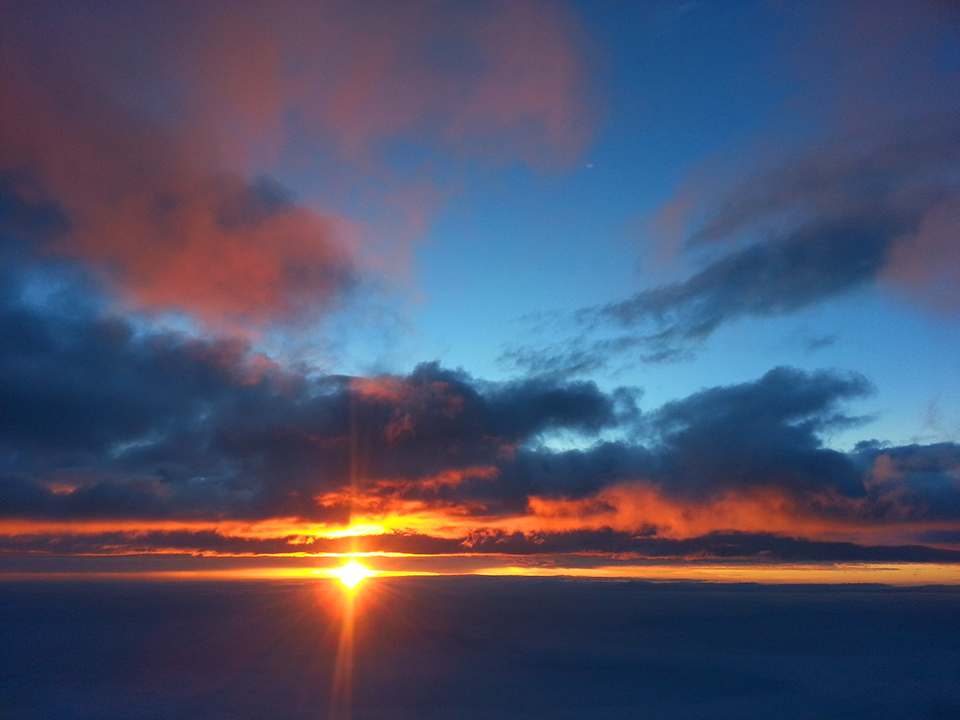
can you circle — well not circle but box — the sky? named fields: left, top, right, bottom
left=2, top=0, right=960, bottom=580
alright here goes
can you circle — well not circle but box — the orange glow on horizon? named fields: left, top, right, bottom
left=3, top=560, right=959, bottom=586
left=471, top=562, right=960, bottom=585
left=3, top=479, right=960, bottom=560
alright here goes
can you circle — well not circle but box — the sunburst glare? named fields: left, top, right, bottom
left=329, top=559, right=377, bottom=590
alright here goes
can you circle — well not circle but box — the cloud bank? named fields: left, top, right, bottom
left=1, top=253, right=957, bottom=563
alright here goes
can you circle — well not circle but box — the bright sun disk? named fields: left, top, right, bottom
left=330, top=559, right=376, bottom=589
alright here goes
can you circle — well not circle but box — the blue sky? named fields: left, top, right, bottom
left=291, top=0, right=960, bottom=449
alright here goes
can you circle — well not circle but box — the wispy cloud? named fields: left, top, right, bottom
left=506, top=114, right=960, bottom=371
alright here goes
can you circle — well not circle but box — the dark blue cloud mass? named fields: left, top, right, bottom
left=0, top=250, right=958, bottom=560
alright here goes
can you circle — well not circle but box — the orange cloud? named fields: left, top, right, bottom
left=520, top=484, right=835, bottom=538
left=306, top=478, right=960, bottom=550
left=316, top=466, right=501, bottom=518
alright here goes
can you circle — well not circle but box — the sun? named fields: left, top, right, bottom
left=329, top=559, right=377, bottom=590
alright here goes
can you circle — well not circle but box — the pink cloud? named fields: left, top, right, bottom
left=883, top=193, right=960, bottom=314
left=0, top=0, right=594, bottom=328
left=155, top=0, right=594, bottom=168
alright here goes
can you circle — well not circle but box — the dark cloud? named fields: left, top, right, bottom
left=645, top=367, right=873, bottom=498
left=0, top=254, right=630, bottom=523
left=500, top=441, right=656, bottom=502
left=0, top=529, right=457, bottom=558
left=849, top=442, right=960, bottom=522
left=406, top=367, right=960, bottom=527
left=506, top=114, right=960, bottom=371
left=459, top=528, right=960, bottom=564
left=599, top=214, right=902, bottom=353
left=802, top=334, right=837, bottom=351
left=349, top=364, right=631, bottom=472
left=3, top=527, right=958, bottom=565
